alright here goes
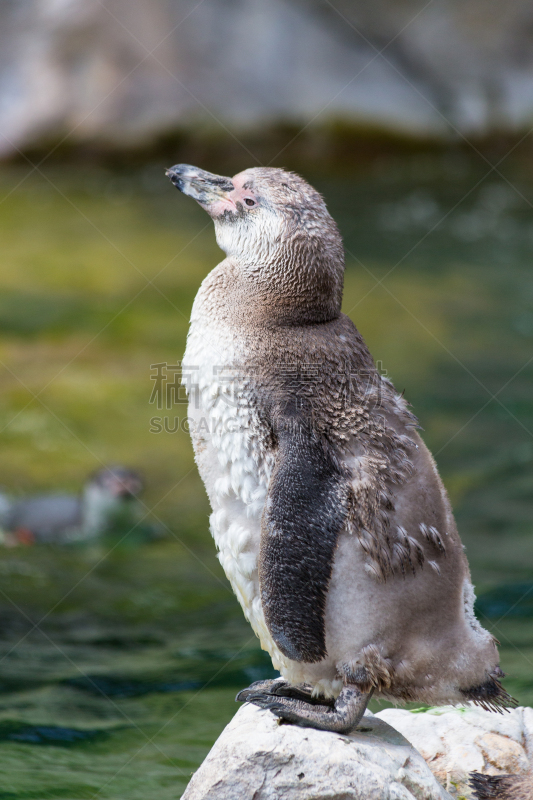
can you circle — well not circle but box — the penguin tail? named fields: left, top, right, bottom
left=469, top=771, right=532, bottom=800
left=460, top=674, right=518, bottom=713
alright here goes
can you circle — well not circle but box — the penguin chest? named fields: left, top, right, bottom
left=191, top=389, right=274, bottom=648
left=183, top=328, right=275, bottom=651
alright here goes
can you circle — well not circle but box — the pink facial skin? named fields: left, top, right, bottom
left=203, top=172, right=259, bottom=218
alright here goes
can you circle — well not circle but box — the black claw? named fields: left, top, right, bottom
left=236, top=679, right=287, bottom=703
left=265, top=702, right=287, bottom=715
left=244, top=692, right=278, bottom=709
left=235, top=680, right=274, bottom=703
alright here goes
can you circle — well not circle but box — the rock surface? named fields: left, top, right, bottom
left=3, top=0, right=533, bottom=157
left=376, top=706, right=533, bottom=798
left=181, top=703, right=452, bottom=800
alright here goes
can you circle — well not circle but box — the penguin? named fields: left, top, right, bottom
left=2, top=466, right=144, bottom=544
left=166, top=163, right=515, bottom=733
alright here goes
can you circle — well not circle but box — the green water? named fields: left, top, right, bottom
left=0, top=152, right=532, bottom=797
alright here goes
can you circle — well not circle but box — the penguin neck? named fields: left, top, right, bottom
left=202, top=253, right=344, bottom=328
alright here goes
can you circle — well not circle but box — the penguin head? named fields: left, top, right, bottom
left=86, top=466, right=144, bottom=502
left=167, top=164, right=344, bottom=323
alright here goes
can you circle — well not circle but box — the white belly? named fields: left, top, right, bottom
left=183, top=323, right=293, bottom=669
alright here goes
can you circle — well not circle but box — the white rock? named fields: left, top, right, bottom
left=376, top=706, right=533, bottom=797
left=182, top=703, right=452, bottom=800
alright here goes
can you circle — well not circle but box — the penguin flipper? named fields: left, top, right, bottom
left=259, top=421, right=352, bottom=664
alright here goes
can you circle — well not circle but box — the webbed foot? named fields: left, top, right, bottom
left=239, top=683, right=372, bottom=734
left=236, top=678, right=334, bottom=706
left=235, top=678, right=287, bottom=702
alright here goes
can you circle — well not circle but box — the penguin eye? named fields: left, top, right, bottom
left=244, top=197, right=256, bottom=207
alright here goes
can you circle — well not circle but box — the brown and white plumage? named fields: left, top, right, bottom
left=167, top=164, right=514, bottom=731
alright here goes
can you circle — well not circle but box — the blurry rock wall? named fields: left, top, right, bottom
left=2, top=0, right=533, bottom=157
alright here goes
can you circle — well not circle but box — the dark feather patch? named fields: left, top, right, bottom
left=461, top=674, right=518, bottom=713
left=469, top=772, right=528, bottom=800
left=259, top=416, right=351, bottom=663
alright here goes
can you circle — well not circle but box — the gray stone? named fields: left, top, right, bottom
left=181, top=703, right=452, bottom=800
left=376, top=705, right=533, bottom=798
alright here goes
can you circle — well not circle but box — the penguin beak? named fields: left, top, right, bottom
left=166, top=164, right=235, bottom=216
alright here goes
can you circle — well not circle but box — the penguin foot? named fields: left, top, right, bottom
left=235, top=677, right=288, bottom=702
left=241, top=685, right=372, bottom=734
left=236, top=678, right=335, bottom=707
